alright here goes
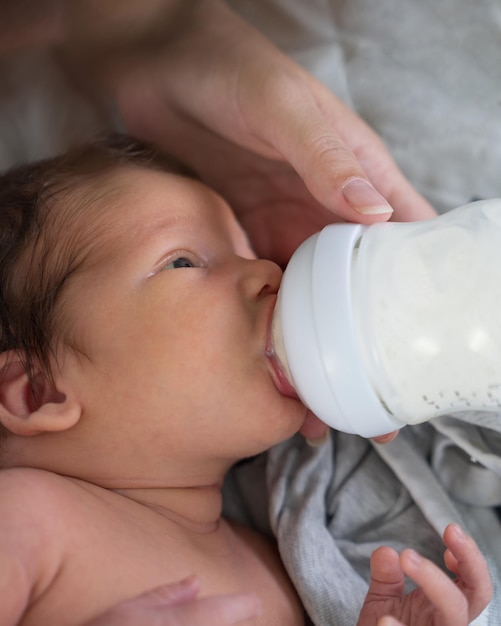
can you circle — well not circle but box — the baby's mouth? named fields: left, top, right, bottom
left=265, top=314, right=298, bottom=399
left=266, top=346, right=298, bottom=399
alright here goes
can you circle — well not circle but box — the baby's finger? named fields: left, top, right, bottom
left=401, top=549, right=469, bottom=626
left=443, top=523, right=493, bottom=620
left=366, top=546, right=405, bottom=600
left=443, top=547, right=459, bottom=576
left=167, top=591, right=262, bottom=625
left=377, top=617, right=405, bottom=626
left=372, top=431, right=399, bottom=444
left=84, top=589, right=261, bottom=626
left=115, top=576, right=200, bottom=609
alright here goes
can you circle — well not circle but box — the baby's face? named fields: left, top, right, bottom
left=59, top=167, right=307, bottom=485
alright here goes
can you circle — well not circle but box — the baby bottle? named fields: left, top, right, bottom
left=272, top=199, right=501, bottom=437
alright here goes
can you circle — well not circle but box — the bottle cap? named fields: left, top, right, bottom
left=276, top=223, right=403, bottom=437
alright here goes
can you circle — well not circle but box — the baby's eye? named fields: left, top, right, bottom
left=161, top=251, right=203, bottom=271
left=165, top=256, right=195, bottom=269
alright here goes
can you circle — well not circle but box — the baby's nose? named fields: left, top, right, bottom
left=238, top=258, right=283, bottom=297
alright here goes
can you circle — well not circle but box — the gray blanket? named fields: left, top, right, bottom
left=226, top=415, right=501, bottom=625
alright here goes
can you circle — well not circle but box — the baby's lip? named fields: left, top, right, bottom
left=267, top=348, right=298, bottom=398
left=265, top=300, right=298, bottom=399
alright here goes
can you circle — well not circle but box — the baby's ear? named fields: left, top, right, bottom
left=0, top=351, right=82, bottom=437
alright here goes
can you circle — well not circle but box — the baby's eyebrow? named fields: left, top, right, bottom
left=133, top=210, right=188, bottom=246
left=123, top=211, right=195, bottom=262
left=119, top=214, right=178, bottom=246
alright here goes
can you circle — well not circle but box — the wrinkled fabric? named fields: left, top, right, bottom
left=226, top=417, right=501, bottom=625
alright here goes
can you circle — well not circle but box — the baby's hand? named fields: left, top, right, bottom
left=357, top=524, right=492, bottom=626
left=83, top=576, right=260, bottom=626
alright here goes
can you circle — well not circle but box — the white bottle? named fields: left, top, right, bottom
left=272, top=199, right=501, bottom=437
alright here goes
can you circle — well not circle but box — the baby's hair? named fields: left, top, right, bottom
left=0, top=134, right=192, bottom=437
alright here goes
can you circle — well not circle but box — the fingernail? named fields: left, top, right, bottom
left=450, top=523, right=467, bottom=542
left=378, top=617, right=401, bottom=626
left=372, top=430, right=399, bottom=444
left=306, top=430, right=330, bottom=447
left=342, top=178, right=393, bottom=215
left=405, top=549, right=423, bottom=566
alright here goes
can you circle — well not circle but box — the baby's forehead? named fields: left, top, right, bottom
left=82, top=165, right=248, bottom=239
left=50, top=165, right=254, bottom=272
left=51, top=166, right=174, bottom=246
left=49, top=172, right=129, bottom=260
left=32, top=169, right=140, bottom=302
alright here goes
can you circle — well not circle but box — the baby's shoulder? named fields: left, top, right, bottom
left=1, top=465, right=63, bottom=504
left=0, top=468, right=89, bottom=620
left=1, top=466, right=80, bottom=505
left=0, top=467, right=97, bottom=539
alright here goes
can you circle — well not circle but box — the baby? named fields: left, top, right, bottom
left=0, top=136, right=492, bottom=625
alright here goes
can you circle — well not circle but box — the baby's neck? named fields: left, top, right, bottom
left=112, top=482, right=224, bottom=533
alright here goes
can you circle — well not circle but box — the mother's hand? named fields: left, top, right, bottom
left=60, top=0, right=436, bottom=265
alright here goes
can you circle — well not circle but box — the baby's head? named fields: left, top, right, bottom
left=0, top=135, right=305, bottom=483
left=0, top=136, right=189, bottom=439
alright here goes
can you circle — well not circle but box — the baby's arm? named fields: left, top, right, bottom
left=0, top=552, right=30, bottom=625
left=357, top=524, right=492, bottom=626
left=0, top=470, right=63, bottom=625
left=0, top=499, right=35, bottom=623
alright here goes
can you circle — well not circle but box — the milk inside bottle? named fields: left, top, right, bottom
left=272, top=199, right=501, bottom=437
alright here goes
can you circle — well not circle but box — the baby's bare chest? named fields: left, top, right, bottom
left=21, top=495, right=304, bottom=626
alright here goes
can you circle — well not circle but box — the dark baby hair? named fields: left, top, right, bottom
left=0, top=134, right=191, bottom=434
